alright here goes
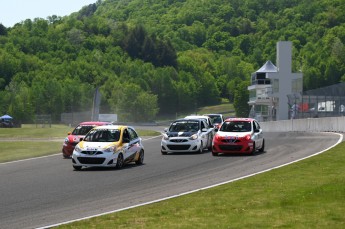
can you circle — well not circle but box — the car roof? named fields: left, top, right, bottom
left=185, top=115, right=210, bottom=120
left=203, top=113, right=223, bottom=116
left=92, top=125, right=133, bottom=130
left=174, top=118, right=202, bottom=123
left=224, top=118, right=255, bottom=122
left=79, top=121, right=111, bottom=126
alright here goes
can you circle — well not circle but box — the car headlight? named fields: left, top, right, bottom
left=189, top=134, right=198, bottom=140
left=74, top=144, right=83, bottom=153
left=243, top=134, right=252, bottom=141
left=64, top=137, right=69, bottom=144
left=104, top=146, right=116, bottom=153
left=213, top=134, right=221, bottom=142
left=162, top=133, right=169, bottom=140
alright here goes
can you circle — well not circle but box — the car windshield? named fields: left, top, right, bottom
left=84, top=129, right=120, bottom=142
left=72, top=125, right=95, bottom=135
left=220, top=121, right=252, bottom=132
left=209, top=116, right=222, bottom=124
left=169, top=121, right=199, bottom=132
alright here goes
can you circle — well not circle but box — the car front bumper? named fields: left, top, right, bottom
left=161, top=137, right=202, bottom=153
left=72, top=151, right=118, bottom=168
left=212, top=140, right=254, bottom=154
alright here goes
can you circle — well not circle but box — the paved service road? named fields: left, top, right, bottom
left=0, top=131, right=341, bottom=229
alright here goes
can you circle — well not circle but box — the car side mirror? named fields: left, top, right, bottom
left=164, top=128, right=168, bottom=132
left=254, top=129, right=260, bottom=133
left=79, top=138, right=83, bottom=141
left=123, top=138, right=130, bottom=143
left=214, top=128, right=218, bottom=132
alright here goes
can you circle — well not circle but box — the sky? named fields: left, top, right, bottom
left=0, top=0, right=97, bottom=27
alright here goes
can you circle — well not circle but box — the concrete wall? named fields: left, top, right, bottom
left=260, top=116, right=345, bottom=132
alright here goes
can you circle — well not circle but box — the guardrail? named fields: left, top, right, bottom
left=260, top=116, right=345, bottom=132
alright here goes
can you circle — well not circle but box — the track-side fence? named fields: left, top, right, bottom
left=260, top=116, right=345, bottom=132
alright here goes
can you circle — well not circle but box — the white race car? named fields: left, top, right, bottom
left=161, top=118, right=213, bottom=154
left=72, top=125, right=144, bottom=170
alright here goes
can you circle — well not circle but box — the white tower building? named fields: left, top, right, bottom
left=248, top=41, right=303, bottom=121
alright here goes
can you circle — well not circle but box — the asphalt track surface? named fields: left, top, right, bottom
left=0, top=130, right=342, bottom=229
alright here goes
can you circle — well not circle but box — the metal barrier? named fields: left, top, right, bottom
left=260, top=116, right=345, bottom=132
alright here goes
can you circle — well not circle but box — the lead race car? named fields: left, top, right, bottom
left=72, top=125, right=144, bottom=170
left=212, top=118, right=265, bottom=156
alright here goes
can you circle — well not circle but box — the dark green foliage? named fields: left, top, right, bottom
left=0, top=23, right=7, bottom=36
left=0, top=0, right=344, bottom=122
left=123, top=25, right=177, bottom=67
left=233, top=81, right=250, bottom=117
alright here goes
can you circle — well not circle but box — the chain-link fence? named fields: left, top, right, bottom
left=287, top=82, right=345, bottom=119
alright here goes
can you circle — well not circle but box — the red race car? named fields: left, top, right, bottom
left=212, top=118, right=265, bottom=156
left=62, top=121, right=111, bottom=158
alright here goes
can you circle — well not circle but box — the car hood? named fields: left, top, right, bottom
left=216, top=131, right=252, bottom=138
left=77, top=141, right=118, bottom=151
left=167, top=131, right=197, bottom=137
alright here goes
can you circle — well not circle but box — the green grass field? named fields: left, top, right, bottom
left=197, top=98, right=235, bottom=118
left=56, top=142, right=345, bottom=229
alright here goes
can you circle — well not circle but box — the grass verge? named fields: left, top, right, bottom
left=0, top=124, right=160, bottom=139
left=56, top=142, right=345, bottom=229
left=197, top=98, right=235, bottom=118
left=0, top=124, right=71, bottom=138
left=0, top=141, right=62, bottom=163
left=0, top=125, right=160, bottom=163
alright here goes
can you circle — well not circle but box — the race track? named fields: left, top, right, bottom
left=0, top=131, right=341, bottom=229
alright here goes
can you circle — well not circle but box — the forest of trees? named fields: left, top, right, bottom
left=0, top=0, right=344, bottom=123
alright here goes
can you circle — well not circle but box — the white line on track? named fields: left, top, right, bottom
left=37, top=132, right=343, bottom=229
left=0, top=135, right=162, bottom=165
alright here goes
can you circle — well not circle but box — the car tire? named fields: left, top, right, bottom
left=161, top=150, right=167, bottom=155
left=135, top=150, right=144, bottom=165
left=73, top=165, right=82, bottom=171
left=212, top=151, right=218, bottom=156
left=198, top=141, right=203, bottom=154
left=259, top=140, right=265, bottom=153
left=207, top=136, right=212, bottom=151
left=115, top=153, right=124, bottom=169
left=250, top=142, right=256, bottom=155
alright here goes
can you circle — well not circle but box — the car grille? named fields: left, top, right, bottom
left=219, top=145, right=243, bottom=151
left=81, top=151, right=103, bottom=155
left=77, top=157, right=105, bottom=164
left=167, top=144, right=190, bottom=150
left=170, top=139, right=188, bottom=143
left=221, top=139, right=240, bottom=143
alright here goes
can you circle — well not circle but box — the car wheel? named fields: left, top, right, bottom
left=116, top=153, right=124, bottom=169
left=259, top=140, right=265, bottom=152
left=207, top=136, right=212, bottom=151
left=250, top=142, right=256, bottom=155
left=161, top=150, right=167, bottom=155
left=212, top=151, right=218, bottom=156
left=135, top=150, right=144, bottom=165
left=73, top=165, right=82, bottom=171
left=198, top=141, right=203, bottom=154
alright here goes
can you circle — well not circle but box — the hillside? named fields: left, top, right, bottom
left=0, top=0, right=344, bottom=122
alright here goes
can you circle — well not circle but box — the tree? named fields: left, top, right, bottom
left=0, top=23, right=7, bottom=36
left=106, top=81, right=159, bottom=122
left=233, top=81, right=250, bottom=117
